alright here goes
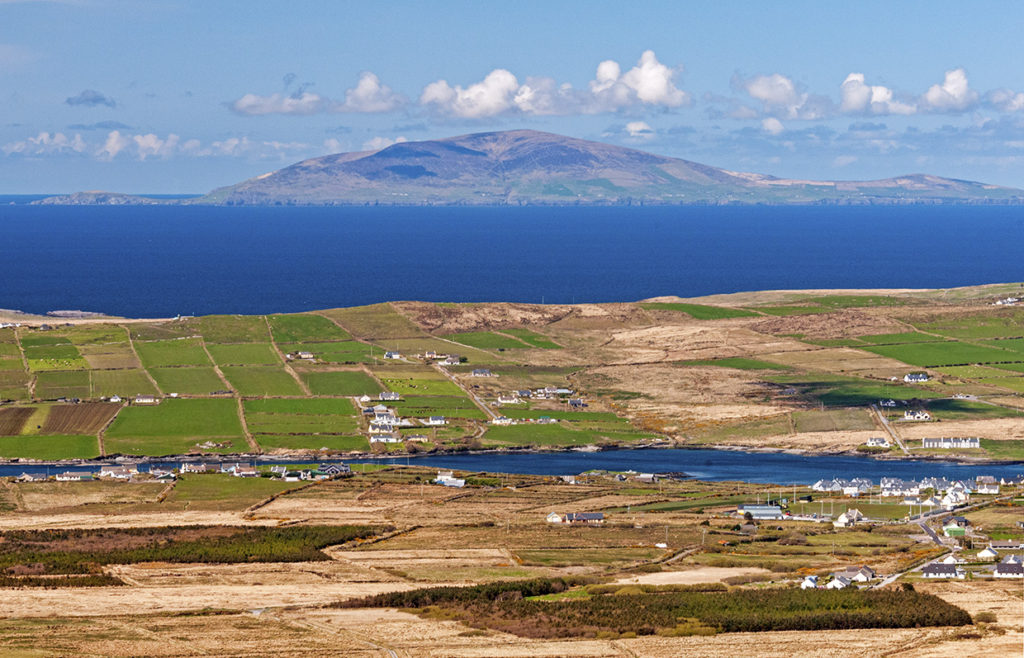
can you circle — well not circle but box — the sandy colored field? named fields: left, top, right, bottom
left=698, top=429, right=883, bottom=451
left=12, top=481, right=166, bottom=513
left=896, top=416, right=1024, bottom=440
left=108, top=559, right=403, bottom=588
left=0, top=510, right=269, bottom=530
left=615, top=566, right=770, bottom=585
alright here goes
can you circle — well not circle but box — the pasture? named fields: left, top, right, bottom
left=280, top=341, right=375, bottom=363
left=860, top=341, right=1021, bottom=367
left=494, top=328, right=562, bottom=349
left=206, top=343, right=281, bottom=366
left=268, top=313, right=351, bottom=342
left=134, top=338, right=212, bottom=367
left=319, top=304, right=426, bottom=339
left=105, top=398, right=243, bottom=441
left=255, top=435, right=369, bottom=452
left=244, top=398, right=359, bottom=435
left=379, top=377, right=465, bottom=396
left=34, top=371, right=91, bottom=400
left=0, top=371, right=30, bottom=400
left=389, top=396, right=487, bottom=420
left=910, top=308, right=1024, bottom=338
left=445, top=331, right=531, bottom=350
left=147, top=367, right=226, bottom=395
left=0, top=434, right=99, bottom=460
left=675, top=357, right=790, bottom=370
left=191, top=315, right=272, bottom=343
left=79, top=344, right=142, bottom=369
left=299, top=370, right=382, bottom=396
left=639, top=302, right=758, bottom=319
left=89, top=369, right=158, bottom=397
left=766, top=373, right=943, bottom=407
left=220, top=366, right=305, bottom=396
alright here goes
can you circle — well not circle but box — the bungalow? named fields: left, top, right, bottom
left=834, top=566, right=875, bottom=583
left=319, top=463, right=350, bottom=476
left=903, top=410, right=931, bottom=421
left=441, top=355, right=461, bottom=366
left=490, top=416, right=515, bottom=426
left=563, top=512, right=605, bottom=525
left=904, top=373, right=930, bottom=383
left=424, top=350, right=439, bottom=359
left=826, top=576, right=851, bottom=589
left=922, top=563, right=963, bottom=579
left=108, top=395, right=122, bottom=403
left=471, top=368, right=493, bottom=377
left=568, top=398, right=587, bottom=408
left=133, top=394, right=159, bottom=405
left=405, top=434, right=429, bottom=443
left=941, top=554, right=965, bottom=565
left=180, top=463, right=212, bottom=474
left=232, top=465, right=258, bottom=478
left=16, top=472, right=46, bottom=482
left=736, top=504, right=784, bottom=521
left=99, top=465, right=137, bottom=480
left=535, top=416, right=558, bottom=424
left=922, top=437, right=980, bottom=449
left=976, top=481, right=1000, bottom=495
left=496, top=394, right=520, bottom=404
left=881, top=477, right=920, bottom=497
left=865, top=437, right=890, bottom=448
left=800, top=575, right=819, bottom=589
left=999, top=554, right=1023, bottom=565
left=358, top=395, right=372, bottom=404
left=989, top=540, right=1024, bottom=551
left=516, top=390, right=533, bottom=398
left=55, top=472, right=94, bottom=482
left=369, top=434, right=401, bottom=444
left=993, top=562, right=1024, bottom=579
left=368, top=422, right=396, bottom=434
left=941, top=490, right=969, bottom=509
left=878, top=399, right=898, bottom=407
left=977, top=546, right=1000, bottom=561
left=434, top=470, right=465, bottom=488
left=383, top=351, right=401, bottom=360
left=422, top=416, right=446, bottom=426
left=833, top=508, right=864, bottom=528
left=379, top=392, right=401, bottom=402
left=296, top=351, right=315, bottom=360
left=903, top=496, right=923, bottom=506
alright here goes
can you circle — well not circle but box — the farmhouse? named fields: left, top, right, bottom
left=989, top=540, right=1024, bottom=551
left=994, top=562, right=1024, bottom=578
left=496, top=394, right=520, bottom=404
left=903, top=410, right=931, bottom=421
left=99, top=465, right=137, bottom=480
left=977, top=546, right=1000, bottom=561
left=736, top=504, right=784, bottom=521
left=383, top=351, right=401, bottom=360
left=180, top=463, right=213, bottom=474
left=422, top=416, right=446, bottom=426
left=133, top=394, right=159, bottom=405
left=903, top=373, right=930, bottom=383
left=922, top=437, right=980, bottom=449
left=832, top=508, right=864, bottom=528
left=471, top=368, right=493, bottom=377
left=318, top=463, right=350, bottom=476
left=379, top=392, right=401, bottom=401
left=434, top=470, right=465, bottom=488
left=490, top=416, right=515, bottom=426
left=369, top=434, right=400, bottom=444
left=833, top=566, right=875, bottom=583
left=55, top=472, right=93, bottom=482
left=296, top=351, right=315, bottom=360
left=800, top=575, right=818, bottom=589
left=865, top=437, right=889, bottom=448
left=441, top=355, right=461, bottom=366
left=547, top=512, right=604, bottom=525
left=825, top=576, right=851, bottom=589
left=922, top=563, right=963, bottom=579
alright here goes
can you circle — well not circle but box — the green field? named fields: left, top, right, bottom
left=0, top=434, right=99, bottom=460
left=106, top=398, right=243, bottom=439
left=20, top=335, right=70, bottom=347
left=379, top=377, right=465, bottom=396
left=749, top=305, right=831, bottom=316
left=389, top=396, right=487, bottom=420
left=982, top=337, right=1024, bottom=354
left=445, top=331, right=531, bottom=349
left=858, top=332, right=941, bottom=344
left=910, top=309, right=1024, bottom=339
left=191, top=315, right=271, bottom=343
left=0, top=370, right=30, bottom=400
left=990, top=362, right=1024, bottom=373
left=147, top=367, right=226, bottom=395
left=766, top=373, right=942, bottom=407
left=320, top=304, right=425, bottom=339
left=280, top=341, right=375, bottom=363
left=935, top=364, right=1011, bottom=379
left=923, top=399, right=1022, bottom=420
left=23, top=341, right=89, bottom=371
left=134, top=339, right=212, bottom=367
left=254, top=434, right=369, bottom=452
left=206, top=343, right=280, bottom=366
left=980, top=377, right=1024, bottom=393
left=268, top=313, right=351, bottom=343
left=220, top=366, right=305, bottom=396
left=639, top=302, right=758, bottom=319
left=500, top=328, right=562, bottom=349
left=300, top=370, right=382, bottom=396
left=244, top=398, right=358, bottom=434
left=162, top=474, right=306, bottom=510
left=90, top=369, right=159, bottom=397
left=484, top=423, right=610, bottom=447
left=35, top=371, right=91, bottom=399
left=53, top=324, right=129, bottom=346
left=792, top=409, right=875, bottom=432
left=675, top=357, right=790, bottom=370
left=860, top=341, right=1020, bottom=367
left=979, top=439, right=1024, bottom=460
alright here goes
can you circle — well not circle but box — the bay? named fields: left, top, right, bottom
left=2, top=204, right=1023, bottom=317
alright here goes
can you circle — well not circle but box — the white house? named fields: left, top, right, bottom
left=497, top=394, right=520, bottom=404
left=976, top=481, right=1000, bottom=495
left=922, top=437, right=980, bottom=449
left=471, top=368, right=493, bottom=377
left=422, top=416, right=446, bottom=426
left=490, top=416, right=515, bottom=426
left=833, top=509, right=864, bottom=528
left=904, top=410, right=931, bottom=421
left=941, top=554, right=965, bottom=565
left=99, top=465, right=137, bottom=480
left=826, top=576, right=851, bottom=589
left=977, top=546, right=1000, bottom=561
left=434, top=470, right=465, bottom=488
left=922, top=563, right=963, bottom=579
left=994, top=563, right=1024, bottom=579
left=904, top=373, right=930, bottom=383
left=865, top=437, right=890, bottom=448
left=384, top=351, right=401, bottom=360
left=133, top=394, right=159, bottom=405
left=800, top=575, right=818, bottom=589
left=379, top=392, right=401, bottom=401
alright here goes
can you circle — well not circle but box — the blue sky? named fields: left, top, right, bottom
left=3, top=0, right=1024, bottom=192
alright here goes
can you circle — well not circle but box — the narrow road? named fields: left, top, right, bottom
left=432, top=363, right=498, bottom=420
left=870, top=404, right=908, bottom=455
left=918, top=520, right=943, bottom=546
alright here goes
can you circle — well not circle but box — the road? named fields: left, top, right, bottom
left=432, top=363, right=499, bottom=420
left=870, top=404, right=908, bottom=455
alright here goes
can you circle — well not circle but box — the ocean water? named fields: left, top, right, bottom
left=1, top=204, right=1022, bottom=317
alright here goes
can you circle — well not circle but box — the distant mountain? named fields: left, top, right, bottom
left=38, top=130, right=1024, bottom=206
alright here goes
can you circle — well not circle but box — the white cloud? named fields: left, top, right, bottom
left=421, top=69, right=520, bottom=118
left=987, top=88, right=1024, bottom=113
left=230, top=91, right=326, bottom=116
left=833, top=155, right=858, bottom=167
left=2, top=131, right=85, bottom=156
left=739, top=73, right=831, bottom=120
left=920, top=68, right=978, bottom=112
left=133, top=133, right=179, bottom=160
left=761, top=117, right=784, bottom=135
left=337, top=72, right=405, bottom=113
left=362, top=135, right=408, bottom=151
left=421, top=50, right=689, bottom=117
left=323, top=138, right=345, bottom=153
left=839, top=73, right=916, bottom=115
left=625, top=121, right=654, bottom=139
left=589, top=50, right=689, bottom=110
left=98, top=130, right=130, bottom=160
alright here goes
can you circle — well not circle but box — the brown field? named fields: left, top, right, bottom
left=0, top=407, right=33, bottom=435
left=12, top=481, right=166, bottom=513
left=40, top=402, right=121, bottom=435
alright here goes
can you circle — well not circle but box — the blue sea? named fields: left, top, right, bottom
left=2, top=204, right=1023, bottom=317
